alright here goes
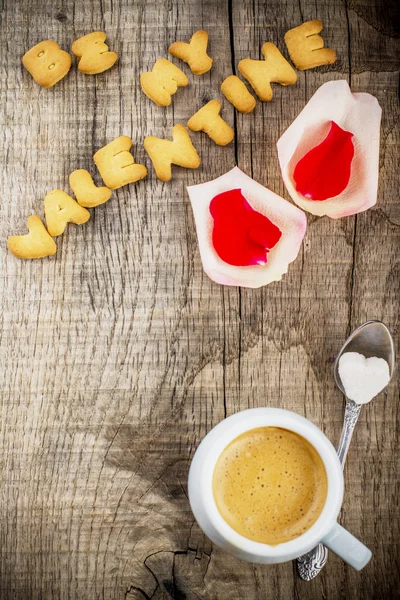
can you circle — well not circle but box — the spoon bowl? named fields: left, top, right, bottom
left=334, top=320, right=395, bottom=395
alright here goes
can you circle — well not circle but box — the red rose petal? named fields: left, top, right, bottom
left=209, top=189, right=282, bottom=267
left=293, top=121, right=354, bottom=201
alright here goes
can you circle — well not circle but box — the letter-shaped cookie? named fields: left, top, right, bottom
left=284, top=20, right=336, bottom=70
left=72, top=32, right=118, bottom=74
left=94, top=136, right=148, bottom=189
left=238, top=42, right=297, bottom=102
left=168, top=30, right=213, bottom=75
left=187, top=100, right=234, bottom=146
left=44, top=190, right=90, bottom=237
left=8, top=216, right=56, bottom=259
left=70, top=170, right=112, bottom=208
left=144, top=124, right=200, bottom=182
left=22, top=40, right=72, bottom=88
left=140, top=59, right=189, bottom=107
left=220, top=76, right=256, bottom=114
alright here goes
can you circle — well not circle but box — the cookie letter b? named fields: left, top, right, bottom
left=238, top=42, right=297, bottom=102
left=284, top=20, right=336, bottom=70
left=72, top=32, right=118, bottom=74
left=94, top=136, right=148, bottom=189
left=22, top=40, right=72, bottom=88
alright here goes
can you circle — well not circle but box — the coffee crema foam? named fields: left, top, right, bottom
left=212, top=427, right=328, bottom=545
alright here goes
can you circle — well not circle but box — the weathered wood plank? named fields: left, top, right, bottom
left=0, top=0, right=398, bottom=598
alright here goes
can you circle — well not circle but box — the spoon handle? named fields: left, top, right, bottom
left=297, top=399, right=362, bottom=581
left=337, top=399, right=362, bottom=466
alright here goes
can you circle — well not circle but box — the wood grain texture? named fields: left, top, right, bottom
left=0, top=0, right=399, bottom=599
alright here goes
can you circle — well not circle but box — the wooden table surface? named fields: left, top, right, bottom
left=1, top=1, right=399, bottom=599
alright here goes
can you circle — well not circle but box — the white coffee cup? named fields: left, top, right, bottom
left=188, top=407, right=372, bottom=569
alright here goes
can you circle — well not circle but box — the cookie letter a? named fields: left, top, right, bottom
left=140, top=59, right=189, bottom=107
left=238, top=42, right=297, bottom=102
left=72, top=32, right=118, bottom=74
left=94, top=136, right=148, bottom=189
left=284, top=20, right=336, bottom=70
left=22, top=40, right=72, bottom=88
left=44, top=190, right=90, bottom=237
left=144, top=125, right=200, bottom=182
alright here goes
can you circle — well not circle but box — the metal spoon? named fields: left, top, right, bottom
left=297, top=320, right=395, bottom=581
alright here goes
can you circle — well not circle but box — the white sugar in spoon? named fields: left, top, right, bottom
left=297, top=320, right=395, bottom=581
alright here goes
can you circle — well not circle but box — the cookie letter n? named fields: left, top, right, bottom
left=94, top=136, right=148, bottom=189
left=22, top=40, right=72, bottom=88
left=238, top=42, right=297, bottom=102
left=144, top=124, right=200, bottom=182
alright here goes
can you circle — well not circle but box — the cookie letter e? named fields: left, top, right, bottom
left=94, top=136, right=148, bottom=189
left=22, top=40, right=72, bottom=88
left=284, top=20, right=336, bottom=70
left=72, top=32, right=118, bottom=74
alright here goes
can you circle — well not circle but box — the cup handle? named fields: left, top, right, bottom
left=322, top=522, right=372, bottom=570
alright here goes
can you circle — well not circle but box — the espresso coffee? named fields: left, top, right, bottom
left=212, top=427, right=328, bottom=545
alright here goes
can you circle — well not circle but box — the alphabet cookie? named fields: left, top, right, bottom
left=44, top=190, right=90, bottom=236
left=22, top=40, right=72, bottom=88
left=168, top=30, right=213, bottom=75
left=94, top=136, right=148, bottom=189
left=284, top=20, right=336, bottom=70
left=72, top=32, right=118, bottom=74
left=238, top=42, right=297, bottom=101
left=144, top=124, right=200, bottom=182
left=140, top=59, right=189, bottom=107
left=187, top=100, right=234, bottom=146
left=70, top=170, right=112, bottom=207
left=8, top=216, right=56, bottom=259
left=220, top=76, right=256, bottom=114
